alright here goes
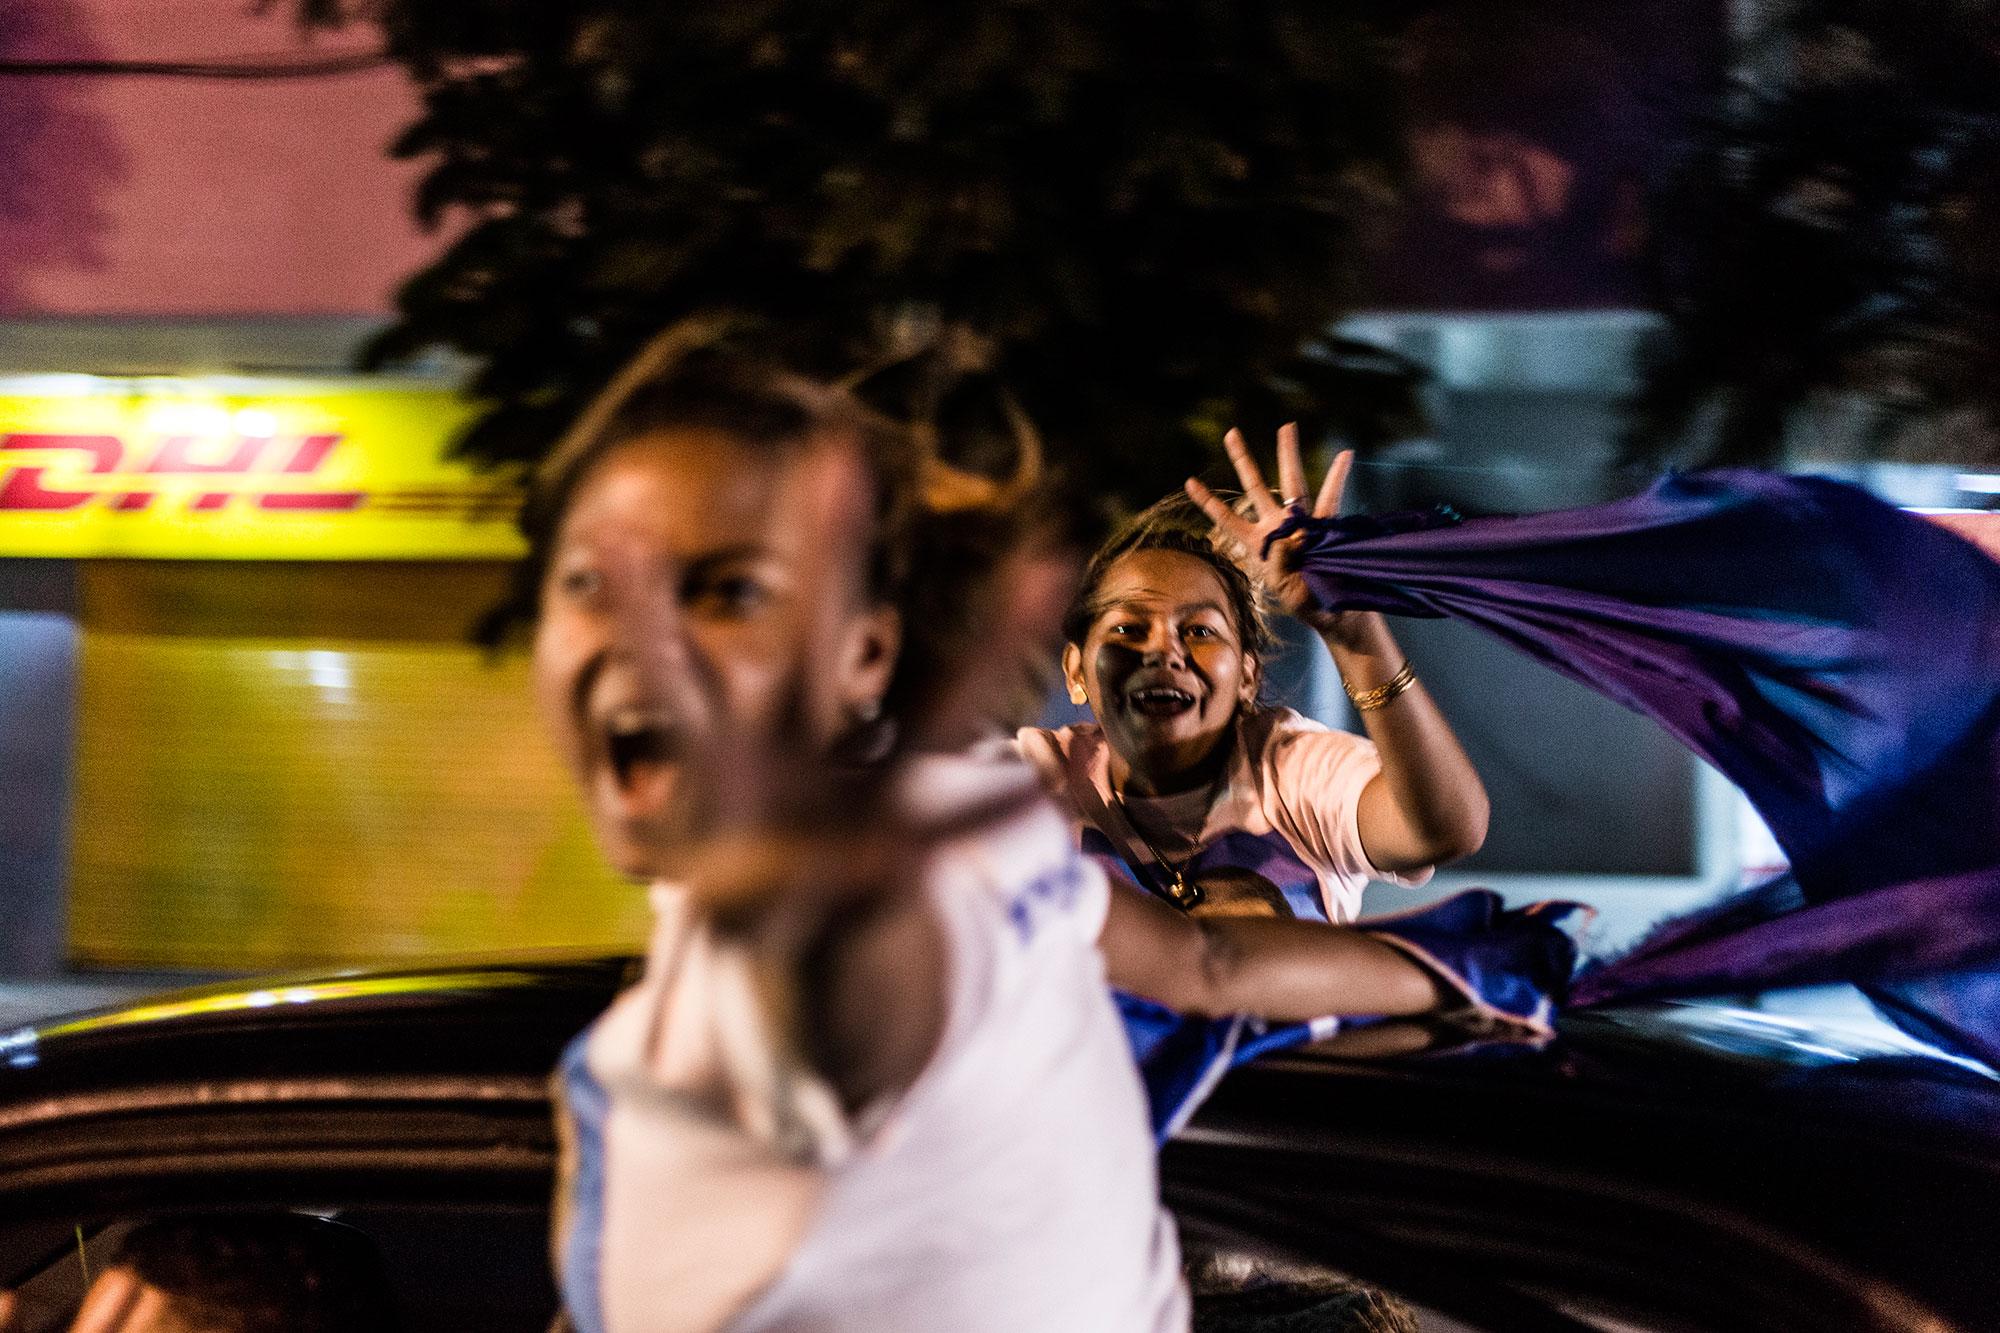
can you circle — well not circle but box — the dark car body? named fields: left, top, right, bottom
left=0, top=958, right=1994, bottom=1332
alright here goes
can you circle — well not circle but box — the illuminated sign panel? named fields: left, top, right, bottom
left=0, top=376, right=526, bottom=559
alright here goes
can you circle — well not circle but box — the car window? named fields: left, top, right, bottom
left=2, top=1205, right=557, bottom=1333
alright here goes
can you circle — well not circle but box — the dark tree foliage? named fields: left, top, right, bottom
left=277, top=0, right=1424, bottom=510
left=1630, top=0, right=2000, bottom=467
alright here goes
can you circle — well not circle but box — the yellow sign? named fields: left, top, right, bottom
left=0, top=375, right=526, bottom=559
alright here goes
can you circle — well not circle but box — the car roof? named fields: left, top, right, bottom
left=5, top=959, right=1996, bottom=1331
left=0, top=955, right=635, bottom=1093
left=4, top=957, right=1994, bottom=1144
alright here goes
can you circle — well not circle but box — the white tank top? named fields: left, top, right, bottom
left=554, top=753, right=1191, bottom=1333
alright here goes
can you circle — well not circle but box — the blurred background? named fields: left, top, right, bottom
left=3, top=0, right=1999, bottom=998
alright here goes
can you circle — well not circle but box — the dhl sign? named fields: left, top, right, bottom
left=0, top=376, right=526, bottom=560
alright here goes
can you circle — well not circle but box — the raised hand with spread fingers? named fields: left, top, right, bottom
left=1186, top=421, right=1363, bottom=642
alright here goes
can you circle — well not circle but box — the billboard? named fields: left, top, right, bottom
left=1371, top=0, right=1727, bottom=311
left=0, top=375, right=525, bottom=559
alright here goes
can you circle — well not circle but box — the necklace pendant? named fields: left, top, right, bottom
left=1168, top=872, right=1204, bottom=911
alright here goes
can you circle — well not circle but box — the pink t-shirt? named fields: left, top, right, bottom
left=1016, top=707, right=1432, bottom=923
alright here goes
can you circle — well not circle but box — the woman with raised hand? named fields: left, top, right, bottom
left=1022, top=423, right=1489, bottom=925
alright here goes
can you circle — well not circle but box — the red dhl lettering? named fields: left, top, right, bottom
left=0, top=433, right=363, bottom=513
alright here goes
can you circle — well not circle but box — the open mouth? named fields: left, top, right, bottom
left=1126, top=686, right=1198, bottom=719
left=601, top=709, right=685, bottom=802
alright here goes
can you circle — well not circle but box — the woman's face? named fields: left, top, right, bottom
left=532, top=428, right=899, bottom=879
left=1064, top=548, right=1257, bottom=793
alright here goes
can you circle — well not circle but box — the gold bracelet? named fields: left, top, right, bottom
left=1344, top=660, right=1416, bottom=712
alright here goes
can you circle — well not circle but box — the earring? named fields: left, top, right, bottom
left=1068, top=684, right=1089, bottom=705
left=852, top=698, right=883, bottom=725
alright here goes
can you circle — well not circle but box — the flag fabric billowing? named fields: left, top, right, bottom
left=1113, top=887, right=1579, bottom=1143
left=1113, top=990, right=1333, bottom=1142
left=1270, top=470, right=2000, bottom=1063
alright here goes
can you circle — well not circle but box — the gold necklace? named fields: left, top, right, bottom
left=1109, top=789, right=1206, bottom=912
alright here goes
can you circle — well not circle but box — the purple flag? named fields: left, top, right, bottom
left=1273, top=471, right=2000, bottom=1065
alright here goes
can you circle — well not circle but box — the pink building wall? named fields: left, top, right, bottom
left=0, top=0, right=438, bottom=316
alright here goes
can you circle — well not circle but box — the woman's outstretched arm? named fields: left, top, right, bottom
left=1097, top=870, right=1445, bottom=1020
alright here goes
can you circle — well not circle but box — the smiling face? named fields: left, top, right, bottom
left=531, top=427, right=899, bottom=879
left=1064, top=547, right=1259, bottom=795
